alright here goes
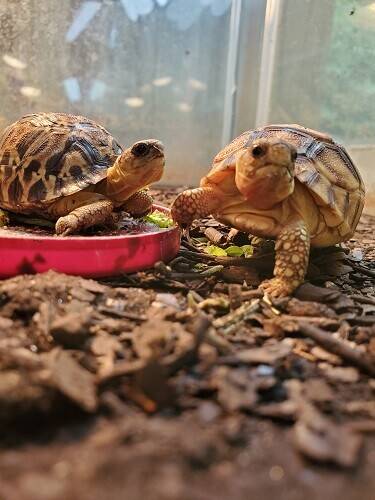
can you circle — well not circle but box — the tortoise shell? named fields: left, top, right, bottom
left=0, top=112, right=122, bottom=211
left=206, top=124, right=365, bottom=237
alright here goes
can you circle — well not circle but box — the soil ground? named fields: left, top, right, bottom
left=0, top=187, right=374, bottom=500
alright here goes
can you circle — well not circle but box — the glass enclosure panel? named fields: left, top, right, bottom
left=0, top=0, right=242, bottom=185
left=0, top=0, right=374, bottom=202
left=267, top=0, right=375, bottom=146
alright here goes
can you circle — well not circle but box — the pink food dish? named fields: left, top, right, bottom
left=0, top=205, right=180, bottom=278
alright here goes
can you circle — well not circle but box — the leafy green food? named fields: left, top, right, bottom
left=142, top=210, right=174, bottom=228
left=225, top=245, right=244, bottom=257
left=241, top=245, right=254, bottom=257
left=204, top=243, right=254, bottom=258
left=204, top=245, right=228, bottom=257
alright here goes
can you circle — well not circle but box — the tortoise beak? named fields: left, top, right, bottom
left=147, top=139, right=164, bottom=158
left=151, top=140, right=164, bottom=155
left=267, top=142, right=296, bottom=169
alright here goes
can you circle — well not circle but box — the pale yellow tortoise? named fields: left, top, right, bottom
left=171, top=124, right=365, bottom=297
left=0, top=112, right=165, bottom=235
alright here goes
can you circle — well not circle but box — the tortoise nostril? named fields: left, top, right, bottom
left=252, top=145, right=266, bottom=158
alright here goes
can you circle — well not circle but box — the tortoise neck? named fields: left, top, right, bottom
left=103, top=155, right=140, bottom=204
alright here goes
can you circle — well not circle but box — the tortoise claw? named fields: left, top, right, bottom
left=182, top=226, right=194, bottom=245
left=55, top=214, right=79, bottom=236
left=259, top=277, right=298, bottom=298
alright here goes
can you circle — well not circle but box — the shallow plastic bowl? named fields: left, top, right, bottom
left=0, top=205, right=180, bottom=278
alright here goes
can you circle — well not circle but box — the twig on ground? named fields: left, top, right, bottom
left=213, top=300, right=260, bottom=332
left=179, top=247, right=274, bottom=270
left=349, top=294, right=375, bottom=306
left=351, top=264, right=375, bottom=278
left=298, top=322, right=375, bottom=377
left=166, top=312, right=211, bottom=376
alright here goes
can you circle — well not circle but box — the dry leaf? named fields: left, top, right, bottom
left=294, top=404, right=362, bottom=467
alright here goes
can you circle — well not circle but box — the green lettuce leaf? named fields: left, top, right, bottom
left=225, top=245, right=244, bottom=256
left=142, top=210, right=174, bottom=228
left=205, top=245, right=228, bottom=257
left=241, top=245, right=254, bottom=257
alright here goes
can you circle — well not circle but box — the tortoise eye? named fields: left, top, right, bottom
left=291, top=149, right=298, bottom=161
left=251, top=144, right=266, bottom=158
left=131, top=142, right=150, bottom=157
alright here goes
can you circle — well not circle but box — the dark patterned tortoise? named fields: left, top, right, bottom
left=0, top=112, right=164, bottom=235
left=171, top=124, right=365, bottom=297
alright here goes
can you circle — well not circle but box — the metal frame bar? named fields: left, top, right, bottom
left=221, top=0, right=243, bottom=147
left=255, top=0, right=283, bottom=127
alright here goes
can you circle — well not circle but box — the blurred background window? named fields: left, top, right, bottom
left=0, top=0, right=374, bottom=207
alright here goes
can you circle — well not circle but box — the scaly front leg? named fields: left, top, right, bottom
left=121, top=190, right=153, bottom=216
left=260, top=219, right=310, bottom=297
left=171, top=187, right=223, bottom=227
left=49, top=192, right=115, bottom=236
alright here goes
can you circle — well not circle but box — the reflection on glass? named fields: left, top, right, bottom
left=63, top=77, right=81, bottom=103
left=120, top=0, right=154, bottom=22
left=65, top=1, right=102, bottom=42
left=125, top=97, right=145, bottom=108
left=3, top=54, right=27, bottom=70
left=20, top=86, right=41, bottom=98
left=0, top=0, right=234, bottom=185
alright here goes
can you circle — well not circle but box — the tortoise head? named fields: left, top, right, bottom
left=123, top=139, right=164, bottom=184
left=235, top=138, right=297, bottom=209
left=106, top=139, right=165, bottom=202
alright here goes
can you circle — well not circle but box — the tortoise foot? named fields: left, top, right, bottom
left=260, top=277, right=299, bottom=298
left=171, top=190, right=198, bottom=228
left=55, top=198, right=114, bottom=236
left=171, top=187, right=221, bottom=228
left=55, top=213, right=81, bottom=236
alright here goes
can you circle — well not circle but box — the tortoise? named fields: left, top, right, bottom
left=0, top=112, right=165, bottom=235
left=171, top=124, right=365, bottom=297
